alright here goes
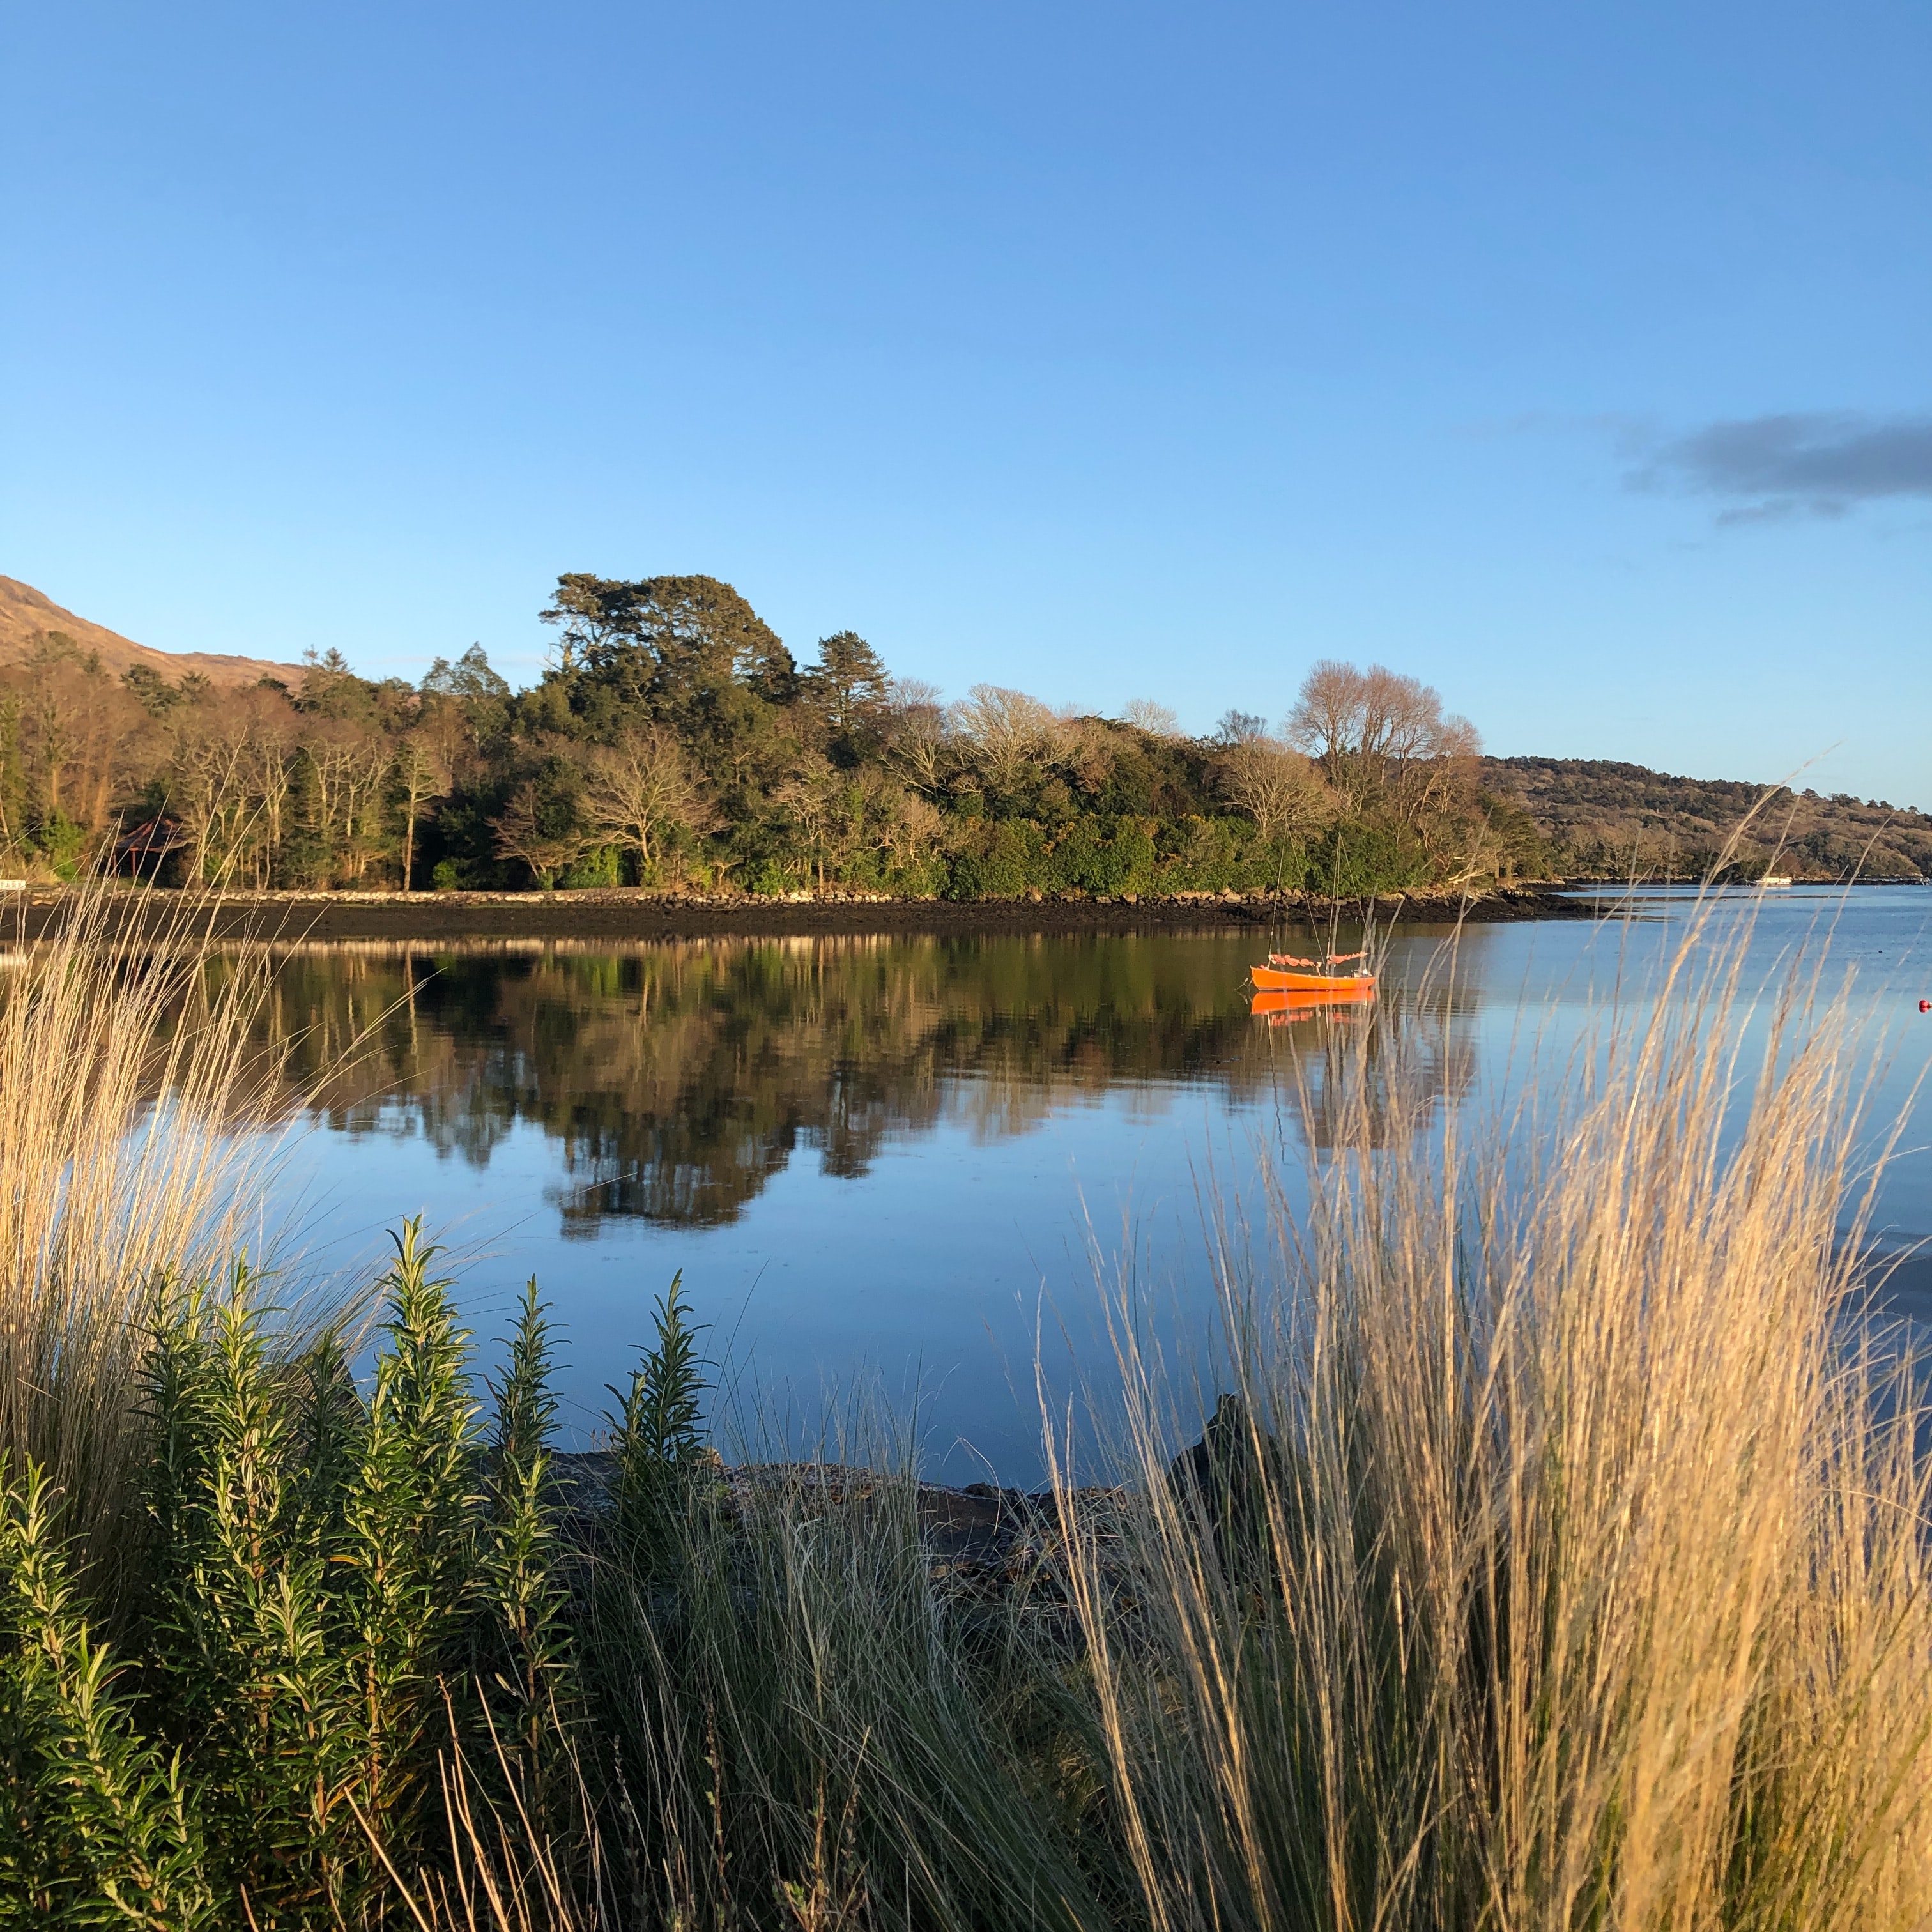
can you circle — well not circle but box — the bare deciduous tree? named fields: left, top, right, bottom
left=1285, top=659, right=1481, bottom=821
left=1393, top=710, right=1482, bottom=831
left=1215, top=738, right=1335, bottom=841
left=771, top=753, right=843, bottom=889
left=879, top=678, right=949, bottom=793
left=949, top=684, right=1064, bottom=795
left=1215, top=708, right=1269, bottom=746
left=1121, top=698, right=1181, bottom=738
left=878, top=783, right=945, bottom=872
left=12, top=641, right=151, bottom=862
left=491, top=781, right=585, bottom=889
left=304, top=728, right=392, bottom=885
left=1062, top=719, right=1119, bottom=796
left=1285, top=660, right=1368, bottom=778
left=239, top=705, right=298, bottom=879
left=169, top=716, right=256, bottom=886
left=584, top=727, right=710, bottom=880
left=390, top=733, right=449, bottom=891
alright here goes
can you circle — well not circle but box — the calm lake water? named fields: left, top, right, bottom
left=261, top=886, right=1932, bottom=1482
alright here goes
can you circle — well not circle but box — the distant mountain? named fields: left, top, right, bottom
left=1483, top=755, right=1932, bottom=882
left=0, top=576, right=305, bottom=689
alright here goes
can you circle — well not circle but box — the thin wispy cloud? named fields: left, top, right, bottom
left=1630, top=411, right=1932, bottom=522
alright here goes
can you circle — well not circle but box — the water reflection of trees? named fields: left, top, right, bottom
left=235, top=937, right=1471, bottom=1230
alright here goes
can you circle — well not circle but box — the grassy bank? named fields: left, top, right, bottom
left=1, top=893, right=1927, bottom=1928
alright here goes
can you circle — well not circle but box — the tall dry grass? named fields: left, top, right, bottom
left=0, top=887, right=291, bottom=1598
left=1050, top=903, right=1932, bottom=1930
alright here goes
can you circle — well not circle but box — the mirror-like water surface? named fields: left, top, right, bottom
left=257, top=887, right=1931, bottom=1480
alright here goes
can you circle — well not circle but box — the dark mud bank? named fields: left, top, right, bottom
left=10, top=885, right=1592, bottom=945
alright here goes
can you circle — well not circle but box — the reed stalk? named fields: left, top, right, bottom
left=0, top=886, right=289, bottom=1606
left=1047, top=901, right=1932, bottom=1930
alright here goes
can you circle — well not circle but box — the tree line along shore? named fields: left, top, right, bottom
left=4, top=571, right=1922, bottom=903
left=0, top=571, right=1555, bottom=901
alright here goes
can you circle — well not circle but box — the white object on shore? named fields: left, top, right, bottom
left=1759, top=874, right=1793, bottom=888
left=0, top=880, right=25, bottom=893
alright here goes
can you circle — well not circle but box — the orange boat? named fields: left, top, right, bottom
left=1250, top=967, right=1376, bottom=993
left=1248, top=949, right=1376, bottom=995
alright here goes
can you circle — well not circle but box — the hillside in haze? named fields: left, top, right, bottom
left=1484, top=756, right=1932, bottom=882
left=0, top=576, right=302, bottom=689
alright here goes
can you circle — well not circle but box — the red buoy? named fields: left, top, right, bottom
left=1921, top=999, right=1931, bottom=1013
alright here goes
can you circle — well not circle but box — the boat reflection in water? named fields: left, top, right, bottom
left=1247, top=973, right=1466, bottom=1151
left=1249, top=984, right=1376, bottom=1027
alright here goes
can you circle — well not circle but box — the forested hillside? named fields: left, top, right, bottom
left=1484, top=756, right=1932, bottom=882
left=0, top=573, right=1540, bottom=898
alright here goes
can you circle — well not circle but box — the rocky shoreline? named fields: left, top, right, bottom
left=4, top=882, right=1594, bottom=944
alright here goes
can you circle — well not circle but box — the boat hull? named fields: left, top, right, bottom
left=1250, top=967, right=1376, bottom=993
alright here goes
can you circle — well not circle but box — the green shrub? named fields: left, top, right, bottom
left=138, top=1271, right=355, bottom=1906
left=1049, top=819, right=1120, bottom=894
left=477, top=1278, right=574, bottom=1795
left=0, top=1457, right=217, bottom=1928
left=1304, top=820, right=1430, bottom=894
left=0, top=1222, right=664, bottom=1923
left=604, top=1272, right=710, bottom=1575
left=29, top=811, right=92, bottom=882
left=1109, top=818, right=1156, bottom=892
left=946, top=822, right=1045, bottom=900
left=560, top=843, right=622, bottom=889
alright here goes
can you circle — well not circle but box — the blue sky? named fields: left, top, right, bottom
left=4, top=1, right=1928, bottom=803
